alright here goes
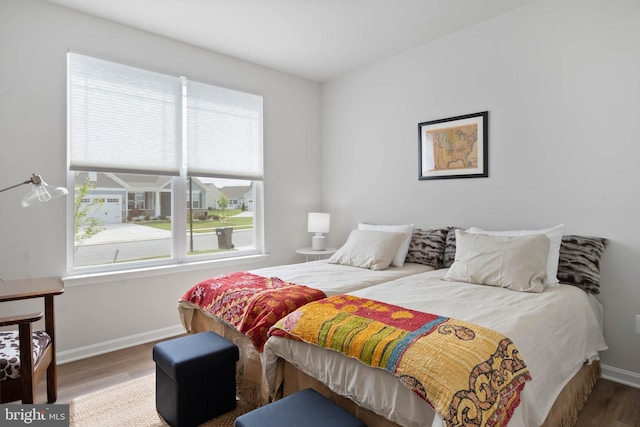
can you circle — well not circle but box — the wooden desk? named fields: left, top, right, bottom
left=0, top=277, right=64, bottom=403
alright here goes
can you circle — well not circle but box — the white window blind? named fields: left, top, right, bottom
left=187, top=80, right=263, bottom=180
left=68, top=53, right=182, bottom=175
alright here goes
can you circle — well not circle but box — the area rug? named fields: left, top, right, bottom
left=69, top=374, right=255, bottom=426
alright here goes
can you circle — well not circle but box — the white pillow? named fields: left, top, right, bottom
left=328, top=229, right=408, bottom=270
left=466, top=224, right=563, bottom=286
left=357, top=223, right=414, bottom=267
left=444, top=229, right=549, bottom=293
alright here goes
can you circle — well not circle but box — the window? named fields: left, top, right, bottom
left=128, top=192, right=154, bottom=210
left=186, top=188, right=201, bottom=209
left=68, top=53, right=263, bottom=273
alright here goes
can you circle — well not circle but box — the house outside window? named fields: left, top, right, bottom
left=67, top=53, right=263, bottom=273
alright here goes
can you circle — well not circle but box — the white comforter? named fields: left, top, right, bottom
left=264, top=268, right=607, bottom=427
left=249, top=259, right=433, bottom=296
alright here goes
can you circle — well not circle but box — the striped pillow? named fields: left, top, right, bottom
left=443, top=227, right=460, bottom=268
left=557, top=235, right=608, bottom=294
left=405, top=227, right=449, bottom=269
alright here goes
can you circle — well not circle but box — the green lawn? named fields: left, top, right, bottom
left=138, top=210, right=253, bottom=233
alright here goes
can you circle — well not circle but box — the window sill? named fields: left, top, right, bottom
left=62, top=253, right=270, bottom=288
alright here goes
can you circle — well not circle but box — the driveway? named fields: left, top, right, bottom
left=79, top=223, right=171, bottom=245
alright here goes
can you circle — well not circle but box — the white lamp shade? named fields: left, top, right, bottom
left=307, top=212, right=330, bottom=233
left=1, top=173, right=68, bottom=207
left=21, top=181, right=68, bottom=207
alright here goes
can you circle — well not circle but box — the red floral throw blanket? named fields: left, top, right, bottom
left=180, top=272, right=326, bottom=351
left=269, top=295, right=531, bottom=427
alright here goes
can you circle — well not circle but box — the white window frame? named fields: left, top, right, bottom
left=65, top=52, right=265, bottom=277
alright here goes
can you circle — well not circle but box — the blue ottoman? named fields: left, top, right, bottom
left=234, top=388, right=367, bottom=427
left=153, top=332, right=239, bottom=427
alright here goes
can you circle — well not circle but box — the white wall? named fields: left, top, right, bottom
left=0, top=0, right=321, bottom=360
left=321, top=0, right=640, bottom=383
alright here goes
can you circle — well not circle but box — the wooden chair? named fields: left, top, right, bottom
left=0, top=312, right=55, bottom=403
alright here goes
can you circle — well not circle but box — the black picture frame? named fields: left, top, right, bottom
left=418, top=111, right=488, bottom=180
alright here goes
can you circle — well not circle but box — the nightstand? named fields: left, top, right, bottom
left=296, top=247, right=337, bottom=262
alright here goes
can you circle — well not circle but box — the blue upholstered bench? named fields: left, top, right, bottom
left=153, top=332, right=239, bottom=427
left=234, top=388, right=367, bottom=427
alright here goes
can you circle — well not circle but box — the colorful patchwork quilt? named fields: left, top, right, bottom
left=269, top=295, right=531, bottom=427
left=180, top=272, right=326, bottom=351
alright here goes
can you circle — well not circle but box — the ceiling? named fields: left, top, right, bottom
left=42, top=0, right=537, bottom=82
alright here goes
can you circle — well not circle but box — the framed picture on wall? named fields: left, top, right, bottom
left=418, top=111, right=488, bottom=180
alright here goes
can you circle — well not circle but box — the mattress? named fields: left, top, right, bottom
left=264, top=268, right=608, bottom=427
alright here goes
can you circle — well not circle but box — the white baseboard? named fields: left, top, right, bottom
left=57, top=324, right=185, bottom=365
left=601, top=364, right=640, bottom=389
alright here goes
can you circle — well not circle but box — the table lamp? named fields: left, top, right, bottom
left=308, top=212, right=330, bottom=251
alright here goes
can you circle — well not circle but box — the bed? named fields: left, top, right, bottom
left=178, top=226, right=440, bottom=405
left=263, top=229, right=609, bottom=427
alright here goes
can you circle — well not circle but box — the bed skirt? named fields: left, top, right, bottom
left=275, top=359, right=601, bottom=427
left=540, top=360, right=601, bottom=427
left=190, top=309, right=267, bottom=407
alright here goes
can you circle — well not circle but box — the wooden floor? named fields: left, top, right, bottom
left=34, top=338, right=640, bottom=426
left=35, top=339, right=161, bottom=404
